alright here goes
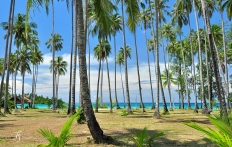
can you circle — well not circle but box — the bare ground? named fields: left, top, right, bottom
left=0, top=108, right=218, bottom=147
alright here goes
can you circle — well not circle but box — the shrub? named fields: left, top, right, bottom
left=127, top=127, right=164, bottom=147
left=183, top=114, right=232, bottom=147
left=121, top=110, right=128, bottom=116
left=37, top=113, right=77, bottom=147
left=76, top=107, right=85, bottom=124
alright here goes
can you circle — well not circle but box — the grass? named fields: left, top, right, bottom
left=0, top=108, right=218, bottom=146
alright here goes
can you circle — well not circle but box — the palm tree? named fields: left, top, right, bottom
left=17, top=47, right=32, bottom=110
left=140, top=3, right=155, bottom=109
left=93, top=39, right=112, bottom=112
left=200, top=0, right=228, bottom=122
left=124, top=0, right=145, bottom=113
left=110, top=13, right=122, bottom=109
left=222, top=0, right=232, bottom=20
left=120, top=0, right=132, bottom=114
left=0, top=0, right=15, bottom=114
left=45, top=33, right=63, bottom=110
left=117, top=46, right=132, bottom=109
left=50, top=56, right=67, bottom=109
left=76, top=0, right=107, bottom=142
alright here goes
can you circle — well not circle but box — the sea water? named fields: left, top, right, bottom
left=17, top=102, right=219, bottom=110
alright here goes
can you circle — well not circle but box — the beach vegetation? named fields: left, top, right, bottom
left=127, top=127, right=164, bottom=147
left=37, top=113, right=77, bottom=147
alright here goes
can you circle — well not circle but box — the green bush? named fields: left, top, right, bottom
left=183, top=114, right=232, bottom=147
left=127, top=127, right=164, bottom=147
left=76, top=107, right=85, bottom=124
left=38, top=113, right=77, bottom=147
left=121, top=110, right=128, bottom=116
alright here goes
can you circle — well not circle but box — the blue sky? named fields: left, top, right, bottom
left=0, top=0, right=230, bottom=104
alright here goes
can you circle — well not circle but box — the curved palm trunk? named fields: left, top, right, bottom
left=201, top=0, right=228, bottom=122
left=145, top=30, right=155, bottom=109
left=120, top=65, right=126, bottom=108
left=219, top=3, right=230, bottom=109
left=67, top=0, right=74, bottom=115
left=88, top=32, right=91, bottom=104
left=121, top=0, right=131, bottom=113
left=76, top=0, right=107, bottom=142
left=133, top=33, right=145, bottom=113
left=114, top=36, right=120, bottom=109
left=95, top=59, right=102, bottom=112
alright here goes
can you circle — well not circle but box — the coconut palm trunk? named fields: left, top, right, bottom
left=145, top=31, right=155, bottom=109
left=100, top=61, right=104, bottom=107
left=119, top=65, right=126, bottom=108
left=71, top=2, right=78, bottom=113
left=76, top=0, right=108, bottom=142
left=114, top=36, right=120, bottom=109
left=192, top=0, right=205, bottom=112
left=161, top=37, right=172, bottom=111
left=95, top=58, right=102, bottom=112
left=200, top=0, right=228, bottom=121
left=154, top=0, right=160, bottom=118
left=120, top=0, right=131, bottom=113
left=68, top=0, right=74, bottom=115
left=133, top=33, right=145, bottom=113
left=106, top=58, right=113, bottom=113
left=21, top=72, right=25, bottom=110
left=219, top=1, right=230, bottom=109
left=0, top=0, right=14, bottom=114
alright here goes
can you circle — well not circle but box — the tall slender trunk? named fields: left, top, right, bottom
left=120, top=65, right=126, bottom=108
left=14, top=67, right=17, bottom=111
left=51, top=0, right=56, bottom=112
left=56, top=74, right=59, bottom=108
left=100, top=61, right=103, bottom=107
left=33, top=65, right=38, bottom=108
left=5, top=0, right=15, bottom=114
left=76, top=0, right=107, bottom=142
left=95, top=58, right=102, bottom=112
left=21, top=73, right=25, bottom=110
left=71, top=2, right=78, bottom=114
left=219, top=3, right=230, bottom=109
left=193, top=0, right=204, bottom=112
left=32, top=64, right=35, bottom=108
left=1, top=0, right=14, bottom=114
left=187, top=14, right=197, bottom=110
left=106, top=58, right=112, bottom=113
left=158, top=65, right=168, bottom=114
left=201, top=0, right=228, bottom=122
left=204, top=27, right=211, bottom=109
left=145, top=30, right=155, bottom=109
left=161, top=37, right=172, bottom=111
left=133, top=33, right=145, bottom=113
left=68, top=0, right=74, bottom=115
left=153, top=0, right=160, bottom=118
left=121, top=0, right=131, bottom=113
left=114, top=35, right=120, bottom=109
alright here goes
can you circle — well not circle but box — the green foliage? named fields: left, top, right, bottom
left=76, top=107, right=85, bottom=124
left=127, top=127, right=164, bottom=147
left=102, top=103, right=108, bottom=108
left=38, top=113, right=77, bottom=147
left=121, top=110, right=128, bottom=116
left=57, top=99, right=67, bottom=109
left=184, top=115, right=232, bottom=147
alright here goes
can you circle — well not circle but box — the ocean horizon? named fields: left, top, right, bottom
left=17, top=102, right=219, bottom=110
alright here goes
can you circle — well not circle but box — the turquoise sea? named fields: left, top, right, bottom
left=17, top=102, right=219, bottom=110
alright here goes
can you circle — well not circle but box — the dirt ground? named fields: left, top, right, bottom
left=0, top=108, right=217, bottom=147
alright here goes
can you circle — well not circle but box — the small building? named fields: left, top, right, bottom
left=9, top=96, right=31, bottom=104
